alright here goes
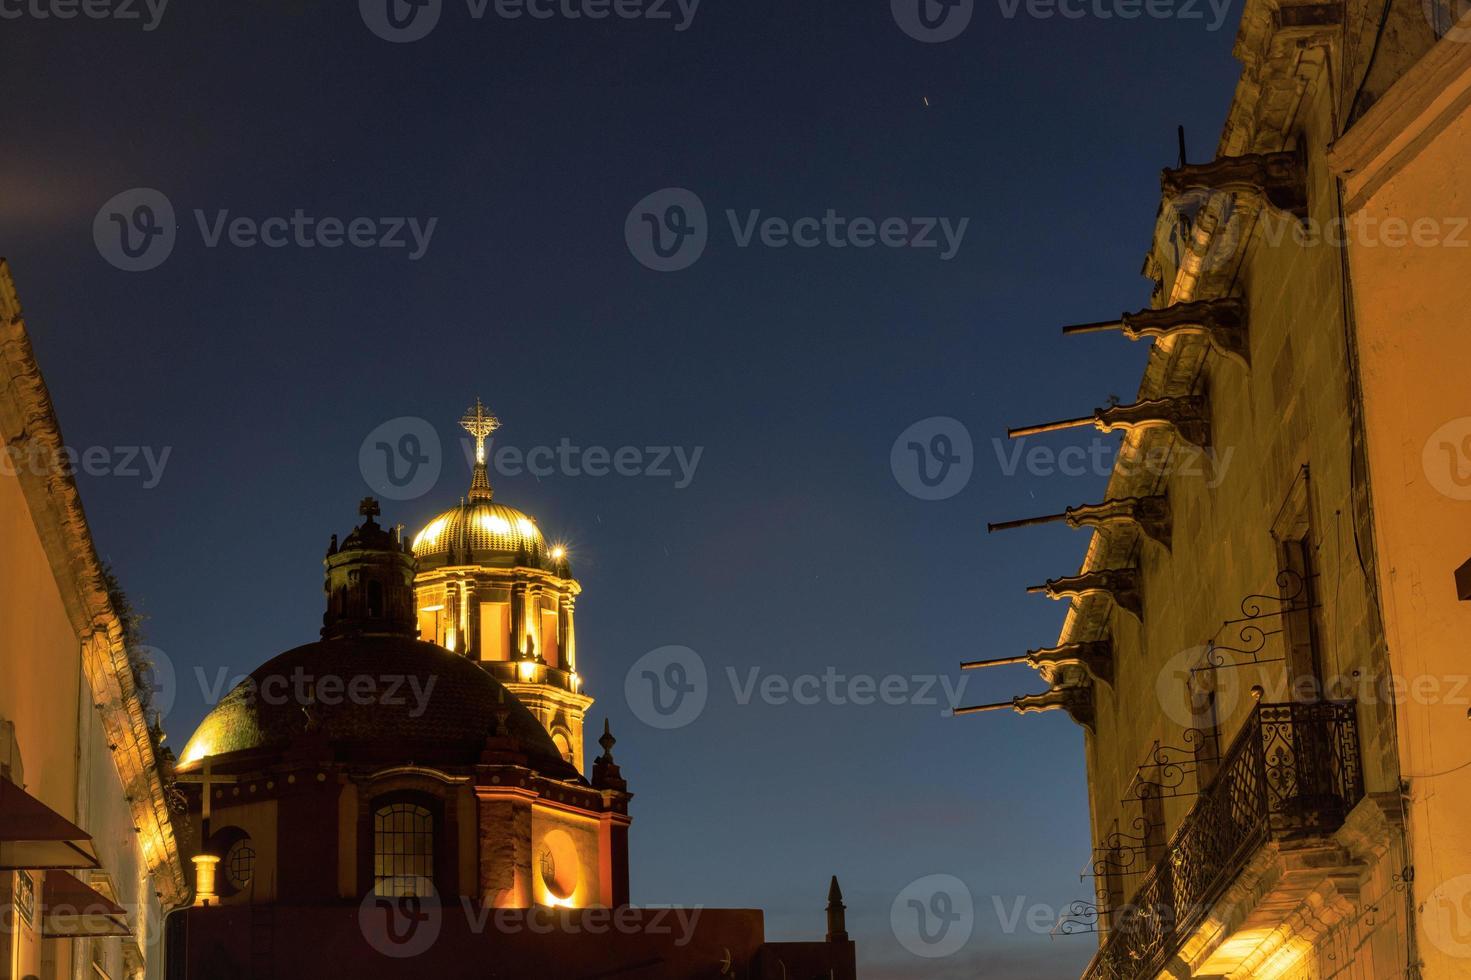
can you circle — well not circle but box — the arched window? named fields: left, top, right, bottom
left=373, top=802, right=434, bottom=897
left=552, top=730, right=573, bottom=763
left=205, top=825, right=255, bottom=898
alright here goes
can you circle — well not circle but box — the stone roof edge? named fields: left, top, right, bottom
left=1055, top=0, right=1335, bottom=653
left=0, top=258, right=188, bottom=906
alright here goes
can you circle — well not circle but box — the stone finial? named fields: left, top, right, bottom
left=598, top=718, right=616, bottom=763
left=592, top=719, right=627, bottom=793
left=826, top=876, right=848, bottom=942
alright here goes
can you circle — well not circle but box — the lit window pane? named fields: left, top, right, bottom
left=373, top=803, right=434, bottom=897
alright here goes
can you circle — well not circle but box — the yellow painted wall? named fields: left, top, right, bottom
left=1348, top=93, right=1471, bottom=979
left=0, top=466, right=83, bottom=810
left=0, top=452, right=82, bottom=980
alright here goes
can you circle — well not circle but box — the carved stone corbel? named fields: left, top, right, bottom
left=1120, top=298, right=1249, bottom=368
left=1033, top=569, right=1142, bottom=622
left=1161, top=147, right=1309, bottom=223
left=1094, top=396, right=1211, bottom=450
left=1027, top=640, right=1114, bottom=687
left=1015, top=684, right=1095, bottom=732
left=1066, top=496, right=1172, bottom=551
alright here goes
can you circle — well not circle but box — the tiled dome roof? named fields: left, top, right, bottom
left=177, top=635, right=581, bottom=782
left=411, top=500, right=547, bottom=570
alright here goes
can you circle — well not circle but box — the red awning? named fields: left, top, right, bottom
left=0, top=777, right=100, bottom=870
left=41, top=871, right=132, bottom=938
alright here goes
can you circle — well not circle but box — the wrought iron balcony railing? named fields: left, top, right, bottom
left=1082, top=701, right=1364, bottom=980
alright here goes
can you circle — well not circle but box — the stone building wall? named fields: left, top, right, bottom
left=1331, top=18, right=1471, bottom=978
left=1040, top=0, right=1456, bottom=973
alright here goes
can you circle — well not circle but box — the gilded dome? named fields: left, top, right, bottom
left=412, top=401, right=569, bottom=573
left=411, top=499, right=549, bottom=570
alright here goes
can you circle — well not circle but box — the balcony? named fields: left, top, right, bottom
left=1083, top=701, right=1365, bottom=980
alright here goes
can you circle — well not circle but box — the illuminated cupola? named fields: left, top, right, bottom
left=411, top=400, right=593, bottom=771
left=322, top=497, right=417, bottom=640
left=174, top=497, right=629, bottom=917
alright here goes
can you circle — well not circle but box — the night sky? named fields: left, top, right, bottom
left=3, top=3, right=1241, bottom=975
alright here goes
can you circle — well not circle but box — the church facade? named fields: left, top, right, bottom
left=166, top=406, right=856, bottom=979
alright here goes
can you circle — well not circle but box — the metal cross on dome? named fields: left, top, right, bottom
left=460, top=398, right=501, bottom=466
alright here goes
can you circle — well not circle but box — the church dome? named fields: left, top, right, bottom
left=412, top=499, right=547, bottom=569
left=410, top=399, right=566, bottom=574
left=177, top=635, right=582, bottom=781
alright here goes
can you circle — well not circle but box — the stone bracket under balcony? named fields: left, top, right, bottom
left=1164, top=793, right=1400, bottom=979
left=1082, top=701, right=1369, bottom=980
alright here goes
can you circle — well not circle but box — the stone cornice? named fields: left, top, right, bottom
left=0, top=259, right=188, bottom=906
left=1058, top=0, right=1334, bottom=656
left=1328, top=10, right=1471, bottom=209
left=416, top=563, right=582, bottom=596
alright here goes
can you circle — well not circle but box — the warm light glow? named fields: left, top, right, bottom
left=477, top=512, right=511, bottom=535
left=517, top=517, right=538, bottom=538
left=1197, top=925, right=1314, bottom=978
left=550, top=545, right=566, bottom=561
left=179, top=723, right=222, bottom=767
left=419, top=604, right=444, bottom=613
left=193, top=854, right=221, bottom=906
left=460, top=399, right=500, bottom=466
left=1253, top=940, right=1314, bottom=980
left=537, top=830, right=581, bottom=906
left=413, top=516, right=448, bottom=551
left=569, top=671, right=580, bottom=691
left=517, top=660, right=537, bottom=682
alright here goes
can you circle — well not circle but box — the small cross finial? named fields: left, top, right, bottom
left=358, top=497, right=381, bottom=521
left=460, top=397, right=501, bottom=466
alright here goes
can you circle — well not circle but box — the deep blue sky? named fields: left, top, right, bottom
left=3, top=3, right=1240, bottom=975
